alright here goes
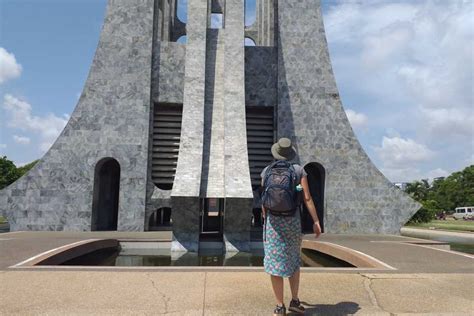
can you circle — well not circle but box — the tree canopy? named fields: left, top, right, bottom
left=0, top=156, right=38, bottom=190
left=406, top=165, right=474, bottom=223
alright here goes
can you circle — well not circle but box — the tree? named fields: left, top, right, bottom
left=17, top=160, right=39, bottom=175
left=0, top=157, right=39, bottom=190
left=406, top=165, right=474, bottom=223
left=0, top=156, right=21, bottom=190
left=405, top=179, right=430, bottom=201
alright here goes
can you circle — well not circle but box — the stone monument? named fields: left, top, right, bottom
left=0, top=0, right=421, bottom=252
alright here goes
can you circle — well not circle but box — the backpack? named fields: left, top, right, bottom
left=261, top=160, right=299, bottom=216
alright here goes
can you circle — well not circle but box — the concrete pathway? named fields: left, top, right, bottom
left=1, top=231, right=473, bottom=315
left=1, top=271, right=473, bottom=315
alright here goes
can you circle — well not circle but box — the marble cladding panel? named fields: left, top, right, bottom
left=202, top=29, right=226, bottom=198
left=221, top=0, right=254, bottom=250
left=224, top=198, right=253, bottom=252
left=245, top=46, right=277, bottom=106
left=224, top=0, right=253, bottom=200
left=171, top=0, right=208, bottom=198
left=154, top=42, right=186, bottom=104
left=276, top=0, right=421, bottom=235
left=170, top=196, right=200, bottom=252
left=0, top=0, right=155, bottom=231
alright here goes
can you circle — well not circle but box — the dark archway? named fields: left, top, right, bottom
left=91, top=158, right=120, bottom=231
left=302, top=162, right=325, bottom=233
left=149, top=207, right=172, bottom=230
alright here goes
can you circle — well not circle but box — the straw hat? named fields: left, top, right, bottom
left=271, top=138, right=296, bottom=161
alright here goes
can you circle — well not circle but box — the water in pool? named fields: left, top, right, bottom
left=60, top=246, right=353, bottom=267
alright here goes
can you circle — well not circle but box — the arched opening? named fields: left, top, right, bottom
left=149, top=207, right=172, bottom=230
left=302, top=162, right=325, bottom=233
left=91, top=158, right=120, bottom=231
left=244, top=37, right=256, bottom=46
left=177, top=35, right=187, bottom=44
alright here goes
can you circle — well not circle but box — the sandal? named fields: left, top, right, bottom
left=289, top=298, right=305, bottom=314
left=273, top=304, right=286, bottom=315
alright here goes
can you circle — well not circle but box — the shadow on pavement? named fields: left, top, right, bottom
left=293, top=301, right=361, bottom=316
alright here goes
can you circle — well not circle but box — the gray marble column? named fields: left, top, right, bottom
left=171, top=0, right=209, bottom=251
left=223, top=0, right=254, bottom=251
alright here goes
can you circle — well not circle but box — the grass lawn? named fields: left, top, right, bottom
left=406, top=218, right=474, bottom=233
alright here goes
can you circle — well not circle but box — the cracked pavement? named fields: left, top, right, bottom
left=1, top=271, right=473, bottom=315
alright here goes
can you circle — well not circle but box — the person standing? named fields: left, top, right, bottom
left=261, top=138, right=322, bottom=315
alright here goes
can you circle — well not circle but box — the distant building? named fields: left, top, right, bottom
left=394, top=183, right=409, bottom=191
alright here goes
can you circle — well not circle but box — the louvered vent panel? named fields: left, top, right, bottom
left=246, top=108, right=275, bottom=187
left=152, top=104, right=183, bottom=190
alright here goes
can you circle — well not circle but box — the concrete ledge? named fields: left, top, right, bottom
left=12, top=239, right=119, bottom=267
left=302, top=239, right=394, bottom=269
left=401, top=227, right=474, bottom=244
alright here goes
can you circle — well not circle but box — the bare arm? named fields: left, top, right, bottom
left=261, top=179, right=266, bottom=218
left=301, top=175, right=322, bottom=237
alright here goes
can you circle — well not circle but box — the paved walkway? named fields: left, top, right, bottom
left=1, top=231, right=473, bottom=315
left=1, top=271, right=473, bottom=315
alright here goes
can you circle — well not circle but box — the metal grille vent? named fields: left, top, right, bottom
left=152, top=104, right=183, bottom=190
left=246, top=107, right=275, bottom=187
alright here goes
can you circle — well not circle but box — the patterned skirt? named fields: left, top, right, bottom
left=263, top=211, right=303, bottom=277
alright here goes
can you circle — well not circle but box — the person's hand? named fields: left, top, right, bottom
left=313, top=221, right=322, bottom=238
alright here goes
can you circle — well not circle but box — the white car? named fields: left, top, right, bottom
left=453, top=207, right=474, bottom=220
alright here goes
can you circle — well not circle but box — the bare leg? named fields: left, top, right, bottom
left=270, top=275, right=284, bottom=305
left=288, top=268, right=300, bottom=300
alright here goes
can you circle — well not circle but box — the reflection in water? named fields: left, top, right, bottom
left=62, top=248, right=265, bottom=266
left=61, top=246, right=353, bottom=267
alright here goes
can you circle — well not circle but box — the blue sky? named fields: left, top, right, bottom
left=0, top=0, right=472, bottom=183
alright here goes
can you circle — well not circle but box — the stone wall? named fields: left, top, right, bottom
left=276, top=0, right=420, bottom=234
left=245, top=47, right=277, bottom=107
left=0, top=0, right=155, bottom=231
left=153, top=42, right=186, bottom=104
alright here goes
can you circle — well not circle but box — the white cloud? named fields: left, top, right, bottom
left=374, top=136, right=434, bottom=168
left=2, top=94, right=68, bottom=152
left=385, top=128, right=401, bottom=138
left=381, top=166, right=449, bottom=183
left=426, top=168, right=450, bottom=179
left=324, top=1, right=473, bottom=141
left=419, top=106, right=474, bottom=139
left=345, top=109, right=368, bottom=130
left=324, top=1, right=473, bottom=182
left=466, top=154, right=474, bottom=166
left=372, top=135, right=450, bottom=182
left=0, top=47, right=22, bottom=84
left=13, top=135, right=31, bottom=145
